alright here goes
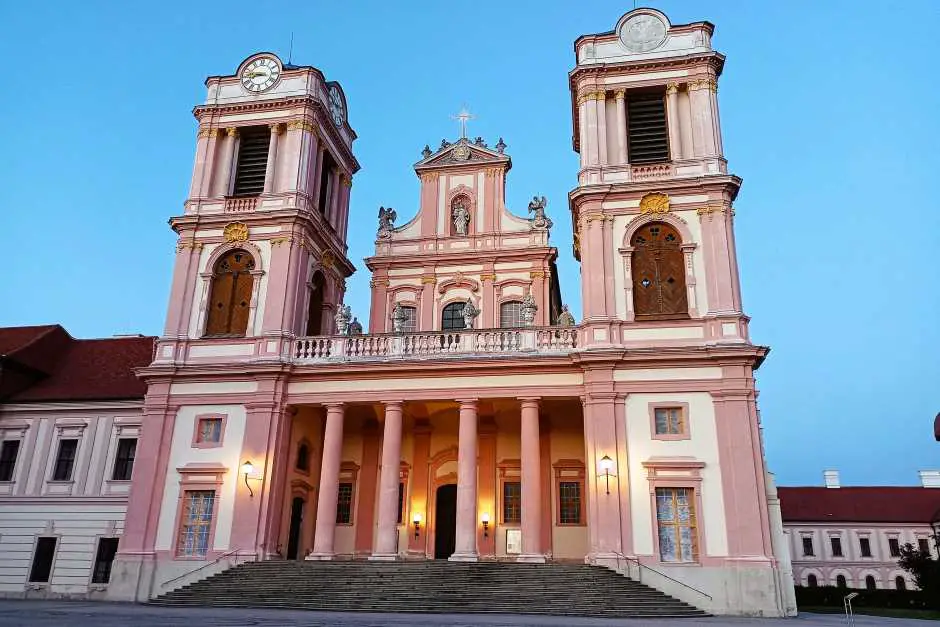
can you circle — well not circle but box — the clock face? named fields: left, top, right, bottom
left=240, top=57, right=280, bottom=93
left=328, top=85, right=345, bottom=127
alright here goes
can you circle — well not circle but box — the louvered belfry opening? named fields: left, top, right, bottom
left=627, top=90, right=669, bottom=164
left=232, top=126, right=271, bottom=196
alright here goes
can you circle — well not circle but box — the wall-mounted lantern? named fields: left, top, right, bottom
left=412, top=512, right=422, bottom=538
left=241, top=460, right=255, bottom=497
left=481, top=512, right=490, bottom=538
left=599, top=455, right=615, bottom=495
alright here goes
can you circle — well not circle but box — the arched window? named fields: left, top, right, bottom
left=398, top=305, right=417, bottom=333
left=296, top=443, right=309, bottom=472
left=500, top=301, right=524, bottom=328
left=441, top=302, right=466, bottom=330
left=807, top=574, right=818, bottom=588
left=631, top=222, right=688, bottom=320
left=836, top=575, right=847, bottom=588
left=205, top=249, right=255, bottom=336
left=865, top=575, right=876, bottom=591
left=895, top=576, right=906, bottom=590
left=305, top=271, right=325, bottom=336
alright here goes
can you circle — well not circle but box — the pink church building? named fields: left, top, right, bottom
left=0, top=9, right=799, bottom=616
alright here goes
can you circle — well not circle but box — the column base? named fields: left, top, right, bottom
left=515, top=553, right=546, bottom=564
left=448, top=552, right=479, bottom=562
left=368, top=553, right=399, bottom=561
left=305, top=552, right=335, bottom=561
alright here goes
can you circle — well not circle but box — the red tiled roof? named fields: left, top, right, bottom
left=0, top=325, right=155, bottom=402
left=778, top=486, right=940, bottom=524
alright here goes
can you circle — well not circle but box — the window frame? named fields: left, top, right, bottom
left=498, top=300, right=525, bottom=329
left=836, top=574, right=848, bottom=588
left=111, top=437, right=137, bottom=482
left=502, top=480, right=522, bottom=525
left=396, top=304, right=418, bottom=333
left=28, top=536, right=59, bottom=584
left=0, top=439, right=21, bottom=482
left=654, top=487, right=700, bottom=564
left=626, top=88, right=670, bottom=165
left=172, top=464, right=226, bottom=560
left=192, top=414, right=227, bottom=449
left=895, top=576, right=907, bottom=590
left=202, top=248, right=258, bottom=338
left=230, top=125, right=272, bottom=197
left=859, top=536, right=872, bottom=558
left=888, top=536, right=901, bottom=558
left=917, top=537, right=931, bottom=555
left=440, top=301, right=466, bottom=331
left=802, top=536, right=815, bottom=557
left=90, top=537, right=120, bottom=585
left=807, top=574, right=818, bottom=588
left=629, top=221, right=691, bottom=321
left=335, top=461, right=360, bottom=526
left=649, top=402, right=691, bottom=441
left=552, top=459, right=586, bottom=527
left=864, top=575, right=877, bottom=591
left=51, top=438, right=78, bottom=482
left=175, top=489, right=218, bottom=559
left=830, top=535, right=843, bottom=558
left=336, top=482, right=355, bottom=525
left=295, top=440, right=310, bottom=473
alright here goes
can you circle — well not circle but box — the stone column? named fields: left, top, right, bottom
left=595, top=91, right=608, bottom=166
left=584, top=92, right=599, bottom=166
left=614, top=90, right=627, bottom=164
left=519, top=398, right=544, bottom=562
left=215, top=127, right=238, bottom=196
left=311, top=145, right=325, bottom=210
left=450, top=399, right=479, bottom=561
left=263, top=123, right=281, bottom=193
left=372, top=401, right=404, bottom=560
left=190, top=127, right=219, bottom=198
left=665, top=83, right=682, bottom=160
left=309, top=403, right=344, bottom=560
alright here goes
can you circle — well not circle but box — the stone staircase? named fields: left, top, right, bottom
left=150, top=560, right=708, bottom=618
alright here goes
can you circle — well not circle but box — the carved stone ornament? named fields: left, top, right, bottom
left=321, top=249, right=336, bottom=269
left=223, top=222, right=249, bottom=242
left=452, top=143, right=471, bottom=161
left=462, top=299, right=480, bottom=330
left=639, top=192, right=670, bottom=215
left=377, top=206, right=397, bottom=238
left=619, top=12, right=667, bottom=53
left=528, top=195, right=553, bottom=230
left=520, top=292, right=538, bottom=327
left=391, top=303, right=408, bottom=334
left=334, top=304, right=352, bottom=335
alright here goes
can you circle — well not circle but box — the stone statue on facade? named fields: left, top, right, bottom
left=462, top=299, right=479, bottom=330
left=334, top=304, right=352, bottom=336
left=558, top=304, right=576, bottom=327
left=452, top=200, right=471, bottom=236
left=495, top=137, right=506, bottom=154
left=528, top=195, right=553, bottom=230
left=377, top=206, right=397, bottom=238
left=421, top=144, right=432, bottom=159
left=521, top=292, right=538, bottom=327
left=348, top=317, right=363, bottom=335
left=391, top=303, right=408, bottom=334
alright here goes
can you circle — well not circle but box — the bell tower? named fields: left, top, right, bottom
left=161, top=52, right=359, bottom=352
left=569, top=9, right=746, bottom=348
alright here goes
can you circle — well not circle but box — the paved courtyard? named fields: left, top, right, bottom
left=0, top=601, right=936, bottom=627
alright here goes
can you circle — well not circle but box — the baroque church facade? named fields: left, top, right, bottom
left=0, top=9, right=797, bottom=616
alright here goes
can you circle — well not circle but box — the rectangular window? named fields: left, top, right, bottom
left=397, top=482, right=404, bottom=524
left=889, top=537, right=900, bottom=557
left=29, top=537, right=57, bottom=583
left=499, top=301, right=524, bottom=328
left=801, top=536, right=814, bottom=557
left=656, top=487, right=697, bottom=563
left=627, top=90, right=669, bottom=164
left=0, top=440, right=20, bottom=481
left=111, top=438, right=137, bottom=481
left=558, top=481, right=582, bottom=525
left=399, top=306, right=417, bottom=333
left=52, top=439, right=78, bottom=481
left=176, top=490, right=216, bottom=557
left=653, top=407, right=685, bottom=436
left=860, top=537, right=872, bottom=557
left=91, top=537, right=119, bottom=584
left=195, top=418, right=223, bottom=446
left=336, top=482, right=353, bottom=525
left=918, top=538, right=931, bottom=554
left=502, top=481, right=521, bottom=524
left=830, top=536, right=843, bottom=557
left=232, top=126, right=270, bottom=196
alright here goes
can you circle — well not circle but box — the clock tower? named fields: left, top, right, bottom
left=162, top=52, right=359, bottom=349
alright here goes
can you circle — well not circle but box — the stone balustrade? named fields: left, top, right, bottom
left=295, top=327, right=579, bottom=363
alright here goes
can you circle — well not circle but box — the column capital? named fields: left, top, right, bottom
left=382, top=400, right=404, bottom=410
left=613, top=88, right=626, bottom=100
left=197, top=127, right=220, bottom=139
left=518, top=397, right=541, bottom=406
left=269, top=122, right=284, bottom=134
left=225, top=126, right=239, bottom=138
left=665, top=82, right=679, bottom=95
left=455, top=398, right=479, bottom=406
left=323, top=402, right=345, bottom=411
left=286, top=119, right=316, bottom=132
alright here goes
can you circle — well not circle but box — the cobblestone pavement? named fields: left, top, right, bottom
left=0, top=601, right=934, bottom=627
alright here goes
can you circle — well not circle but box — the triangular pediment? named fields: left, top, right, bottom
left=414, top=138, right=512, bottom=172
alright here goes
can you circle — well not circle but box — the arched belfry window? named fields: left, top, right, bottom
left=441, top=302, right=465, bottom=331
left=306, top=271, right=325, bottom=336
left=631, top=222, right=688, bottom=320
left=205, top=249, right=255, bottom=336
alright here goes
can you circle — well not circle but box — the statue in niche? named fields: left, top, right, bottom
left=462, top=299, right=479, bottom=330
left=521, top=292, right=538, bottom=327
left=452, top=198, right=471, bottom=236
left=377, top=206, right=397, bottom=238
left=334, top=304, right=352, bottom=336
left=558, top=304, right=576, bottom=327
left=348, top=317, right=363, bottom=335
left=391, top=303, right=408, bottom=334
left=528, top=195, right=553, bottom=230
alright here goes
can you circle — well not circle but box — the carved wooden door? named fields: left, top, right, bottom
left=631, top=223, right=688, bottom=319
left=205, top=250, right=255, bottom=336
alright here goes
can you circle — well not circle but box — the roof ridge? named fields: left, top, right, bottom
left=3, top=324, right=68, bottom=357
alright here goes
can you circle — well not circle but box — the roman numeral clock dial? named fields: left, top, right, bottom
left=240, top=57, right=280, bottom=93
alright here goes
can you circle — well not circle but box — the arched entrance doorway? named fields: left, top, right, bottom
left=286, top=497, right=304, bottom=559
left=434, top=484, right=457, bottom=559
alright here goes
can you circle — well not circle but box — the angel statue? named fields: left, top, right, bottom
left=528, top=195, right=553, bottom=229
left=348, top=317, right=363, bottom=335
left=377, top=206, right=397, bottom=238
left=452, top=200, right=471, bottom=236
left=462, top=298, right=480, bottom=330
left=334, top=304, right=352, bottom=336
left=558, top=304, right=576, bottom=327
left=391, top=303, right=408, bottom=334
left=520, top=292, right=538, bottom=327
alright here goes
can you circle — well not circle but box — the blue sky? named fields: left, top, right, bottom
left=2, top=1, right=938, bottom=486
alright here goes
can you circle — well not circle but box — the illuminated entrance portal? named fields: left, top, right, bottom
left=434, top=484, right=457, bottom=559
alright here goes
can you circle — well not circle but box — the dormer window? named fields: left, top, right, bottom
left=232, top=126, right=271, bottom=196
left=627, top=89, right=669, bottom=163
